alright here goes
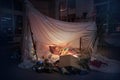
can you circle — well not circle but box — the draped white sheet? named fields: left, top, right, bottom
left=24, top=2, right=96, bottom=57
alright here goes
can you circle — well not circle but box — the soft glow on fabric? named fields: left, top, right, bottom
left=24, top=2, right=97, bottom=58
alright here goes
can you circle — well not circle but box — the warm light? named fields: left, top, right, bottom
left=68, top=52, right=73, bottom=55
left=73, top=54, right=78, bottom=58
left=49, top=44, right=56, bottom=47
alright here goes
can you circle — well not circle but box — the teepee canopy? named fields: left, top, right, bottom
left=19, top=1, right=120, bottom=74
left=23, top=1, right=97, bottom=58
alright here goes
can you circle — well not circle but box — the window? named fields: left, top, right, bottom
left=0, top=13, right=13, bottom=35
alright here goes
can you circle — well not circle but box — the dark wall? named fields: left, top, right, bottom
left=94, top=0, right=120, bottom=33
left=29, top=0, right=56, bottom=18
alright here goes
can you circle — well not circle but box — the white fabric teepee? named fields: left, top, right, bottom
left=22, top=1, right=97, bottom=59
left=20, top=1, right=120, bottom=73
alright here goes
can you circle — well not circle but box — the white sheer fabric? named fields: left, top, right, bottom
left=24, top=2, right=96, bottom=57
